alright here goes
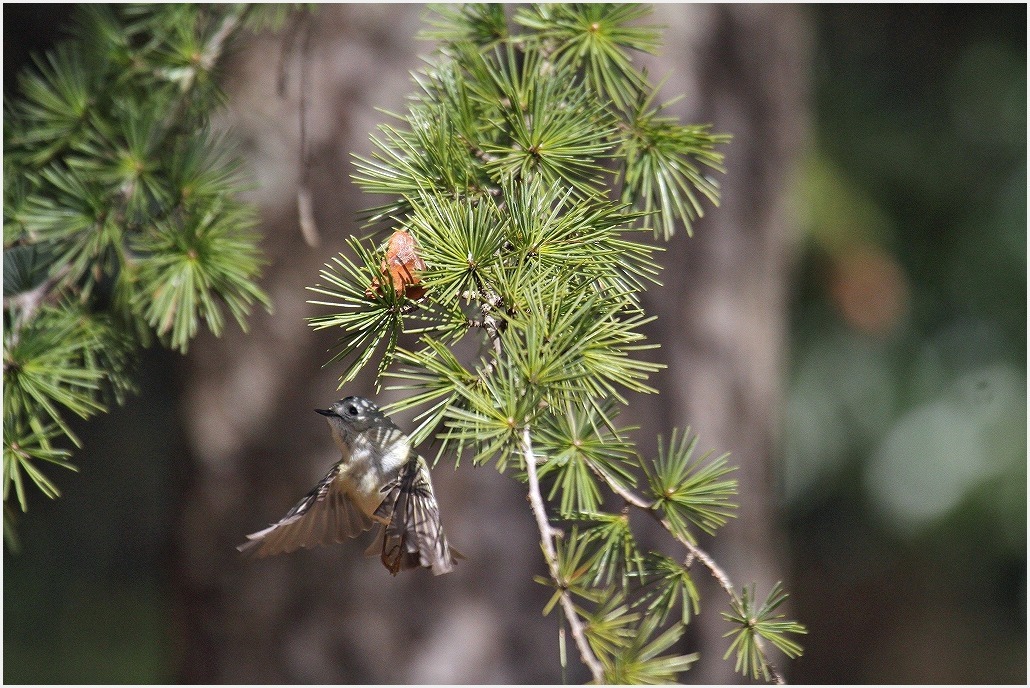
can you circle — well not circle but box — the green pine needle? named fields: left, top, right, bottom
left=501, top=176, right=662, bottom=296
left=3, top=304, right=134, bottom=447
left=383, top=338, right=479, bottom=457
left=722, top=582, right=808, bottom=682
left=637, top=553, right=702, bottom=626
left=643, top=428, right=738, bottom=544
left=515, top=4, right=661, bottom=110
left=480, top=46, right=617, bottom=197
left=576, top=510, right=644, bottom=588
left=582, top=589, right=641, bottom=660
left=421, top=4, right=509, bottom=48
left=10, top=43, right=96, bottom=165
left=307, top=236, right=416, bottom=388
left=534, top=527, right=605, bottom=615
left=4, top=3, right=276, bottom=521
left=352, top=104, right=484, bottom=225
left=4, top=504, right=23, bottom=553
left=3, top=244, right=52, bottom=297
left=406, top=191, right=506, bottom=303
left=132, top=202, right=269, bottom=353
left=536, top=404, right=638, bottom=516
left=499, top=281, right=662, bottom=413
left=3, top=419, right=77, bottom=511
left=619, top=90, right=731, bottom=238
left=602, top=611, right=700, bottom=684
left=438, top=361, right=542, bottom=471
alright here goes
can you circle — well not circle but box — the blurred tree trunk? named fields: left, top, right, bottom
left=171, top=5, right=809, bottom=683
left=633, top=5, right=811, bottom=683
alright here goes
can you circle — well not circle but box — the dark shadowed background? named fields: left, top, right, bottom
left=4, top=4, right=1025, bottom=684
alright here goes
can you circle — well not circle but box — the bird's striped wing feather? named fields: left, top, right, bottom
left=369, top=456, right=459, bottom=576
left=237, top=464, right=373, bottom=557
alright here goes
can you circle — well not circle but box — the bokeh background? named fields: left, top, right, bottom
left=4, top=4, right=1025, bottom=684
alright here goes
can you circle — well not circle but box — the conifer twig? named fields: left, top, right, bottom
left=758, top=641, right=787, bottom=685
left=199, top=9, right=242, bottom=72
left=163, top=7, right=244, bottom=132
left=2, top=264, right=70, bottom=348
left=466, top=290, right=504, bottom=376
left=470, top=292, right=601, bottom=680
left=295, top=8, right=319, bottom=247
left=276, top=7, right=319, bottom=246
left=593, top=469, right=788, bottom=684
left=521, top=426, right=606, bottom=683
left=599, top=473, right=735, bottom=592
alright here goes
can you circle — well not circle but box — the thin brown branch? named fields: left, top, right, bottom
left=163, top=7, right=244, bottom=130
left=273, top=8, right=319, bottom=246
left=277, top=10, right=305, bottom=97
left=201, top=12, right=241, bottom=71
left=471, top=278, right=599, bottom=678
left=467, top=289, right=505, bottom=376
left=591, top=466, right=788, bottom=684
left=597, top=467, right=736, bottom=596
left=521, top=426, right=606, bottom=684
left=3, top=264, right=71, bottom=348
left=757, top=639, right=786, bottom=685
left=295, top=9, right=319, bottom=247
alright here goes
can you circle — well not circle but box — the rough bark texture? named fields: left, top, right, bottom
left=173, top=5, right=809, bottom=683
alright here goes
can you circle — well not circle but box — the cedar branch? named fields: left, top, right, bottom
left=521, top=425, right=606, bottom=683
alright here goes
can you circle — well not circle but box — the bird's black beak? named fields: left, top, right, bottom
left=315, top=408, right=336, bottom=417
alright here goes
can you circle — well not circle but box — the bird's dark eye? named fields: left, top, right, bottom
left=346, top=404, right=359, bottom=416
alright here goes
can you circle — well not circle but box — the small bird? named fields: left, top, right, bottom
left=238, top=396, right=460, bottom=575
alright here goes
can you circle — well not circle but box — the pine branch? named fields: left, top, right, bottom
left=198, top=9, right=242, bottom=72
left=595, top=466, right=732, bottom=591
left=759, top=640, right=787, bottom=686
left=2, top=263, right=70, bottom=347
left=291, top=8, right=319, bottom=247
left=521, top=425, right=606, bottom=684
left=3, top=4, right=284, bottom=529
left=588, top=460, right=795, bottom=685
left=311, top=5, right=803, bottom=682
left=157, top=6, right=244, bottom=133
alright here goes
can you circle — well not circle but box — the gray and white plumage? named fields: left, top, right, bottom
left=237, top=396, right=459, bottom=575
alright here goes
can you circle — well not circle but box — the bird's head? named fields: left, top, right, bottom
left=316, top=396, right=386, bottom=433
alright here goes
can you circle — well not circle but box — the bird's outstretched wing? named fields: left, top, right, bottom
left=238, top=464, right=374, bottom=558
left=366, top=455, right=461, bottom=576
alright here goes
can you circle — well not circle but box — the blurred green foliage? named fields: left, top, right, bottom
left=784, top=5, right=1026, bottom=683
left=3, top=4, right=281, bottom=546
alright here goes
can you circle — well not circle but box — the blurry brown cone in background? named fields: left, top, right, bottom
left=365, top=229, right=427, bottom=300
left=827, top=244, right=909, bottom=336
